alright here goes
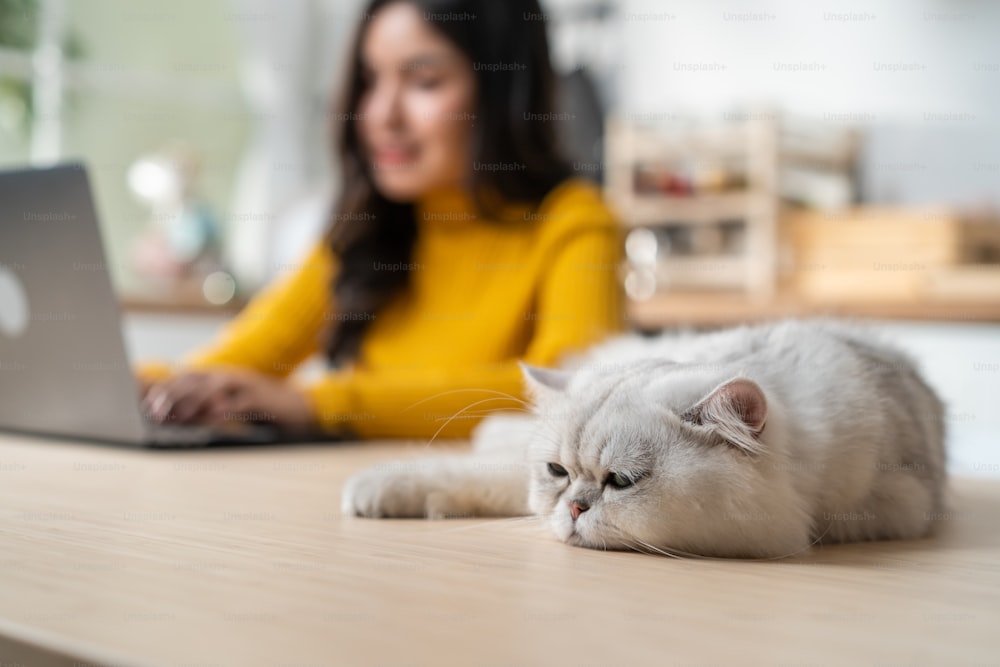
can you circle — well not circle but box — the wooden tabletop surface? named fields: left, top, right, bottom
left=1, top=431, right=998, bottom=667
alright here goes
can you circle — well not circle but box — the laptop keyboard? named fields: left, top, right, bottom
left=147, top=422, right=280, bottom=446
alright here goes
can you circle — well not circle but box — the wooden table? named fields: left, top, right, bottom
left=1, top=432, right=998, bottom=667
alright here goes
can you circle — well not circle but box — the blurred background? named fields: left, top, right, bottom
left=1, top=0, right=997, bottom=475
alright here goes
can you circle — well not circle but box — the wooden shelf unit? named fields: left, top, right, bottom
left=605, top=113, right=780, bottom=301
left=605, top=114, right=1000, bottom=328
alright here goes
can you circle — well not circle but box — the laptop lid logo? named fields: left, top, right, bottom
left=0, top=263, right=29, bottom=338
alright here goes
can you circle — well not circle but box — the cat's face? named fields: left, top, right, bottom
left=520, top=361, right=772, bottom=555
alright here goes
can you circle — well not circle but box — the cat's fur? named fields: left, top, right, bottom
left=341, top=320, right=947, bottom=559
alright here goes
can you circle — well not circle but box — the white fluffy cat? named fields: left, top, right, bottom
left=341, top=320, right=947, bottom=559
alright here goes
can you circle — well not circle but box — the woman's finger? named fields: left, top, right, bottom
left=212, top=376, right=283, bottom=427
left=188, top=372, right=267, bottom=426
left=179, top=373, right=245, bottom=423
left=141, top=383, right=174, bottom=422
left=216, top=383, right=264, bottom=424
left=202, top=389, right=245, bottom=428
left=156, top=372, right=218, bottom=424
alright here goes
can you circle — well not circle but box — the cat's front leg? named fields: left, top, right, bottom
left=341, top=456, right=530, bottom=519
left=341, top=460, right=439, bottom=518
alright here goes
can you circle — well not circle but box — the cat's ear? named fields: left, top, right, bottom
left=518, top=362, right=571, bottom=402
left=681, top=377, right=768, bottom=454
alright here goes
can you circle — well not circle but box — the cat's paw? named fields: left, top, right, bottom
left=343, top=461, right=474, bottom=519
left=341, top=464, right=427, bottom=518
left=342, top=458, right=502, bottom=519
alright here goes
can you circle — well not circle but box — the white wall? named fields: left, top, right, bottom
left=545, top=0, right=1000, bottom=206
left=612, top=0, right=998, bottom=121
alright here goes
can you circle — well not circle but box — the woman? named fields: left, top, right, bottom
left=138, top=0, right=625, bottom=440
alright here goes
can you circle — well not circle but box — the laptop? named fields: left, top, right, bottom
left=0, top=162, right=329, bottom=447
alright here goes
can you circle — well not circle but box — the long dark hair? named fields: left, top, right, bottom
left=323, top=0, right=572, bottom=366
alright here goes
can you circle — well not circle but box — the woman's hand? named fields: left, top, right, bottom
left=140, top=369, right=318, bottom=433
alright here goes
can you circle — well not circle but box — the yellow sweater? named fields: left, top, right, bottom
left=137, top=178, right=625, bottom=439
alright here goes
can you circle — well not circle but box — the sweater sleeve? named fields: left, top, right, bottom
left=134, top=241, right=335, bottom=382
left=297, top=220, right=626, bottom=440
left=520, top=218, right=627, bottom=368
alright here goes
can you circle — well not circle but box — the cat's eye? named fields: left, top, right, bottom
left=546, top=462, right=569, bottom=477
left=607, top=472, right=634, bottom=489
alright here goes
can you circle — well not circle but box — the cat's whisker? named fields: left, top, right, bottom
left=634, top=537, right=735, bottom=561
left=755, top=520, right=834, bottom=561
left=400, top=388, right=531, bottom=413
left=598, top=521, right=700, bottom=561
left=458, top=407, right=533, bottom=416
left=590, top=522, right=688, bottom=560
left=421, top=397, right=530, bottom=448
left=629, top=523, right=836, bottom=562
left=626, top=538, right=689, bottom=561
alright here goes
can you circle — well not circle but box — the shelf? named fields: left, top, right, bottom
left=626, top=290, right=1000, bottom=330
left=606, top=113, right=780, bottom=301
left=617, top=191, right=765, bottom=226
left=622, top=126, right=752, bottom=163
left=645, top=255, right=747, bottom=290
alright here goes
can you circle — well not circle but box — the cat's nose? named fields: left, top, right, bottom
left=569, top=500, right=589, bottom=520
